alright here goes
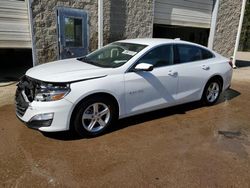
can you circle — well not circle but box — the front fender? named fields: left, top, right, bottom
left=65, top=74, right=125, bottom=118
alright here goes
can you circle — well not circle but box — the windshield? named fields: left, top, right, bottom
left=77, top=42, right=147, bottom=68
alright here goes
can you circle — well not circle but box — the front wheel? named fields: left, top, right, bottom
left=202, top=79, right=221, bottom=106
left=73, top=97, right=117, bottom=137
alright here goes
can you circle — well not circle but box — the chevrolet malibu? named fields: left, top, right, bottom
left=16, top=39, right=233, bottom=136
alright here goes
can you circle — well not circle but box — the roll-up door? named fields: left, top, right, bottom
left=154, top=0, right=213, bottom=28
left=0, top=0, right=31, bottom=48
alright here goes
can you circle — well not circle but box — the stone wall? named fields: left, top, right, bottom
left=213, top=0, right=242, bottom=58
left=31, top=0, right=154, bottom=64
left=109, top=0, right=154, bottom=42
left=126, top=0, right=154, bottom=39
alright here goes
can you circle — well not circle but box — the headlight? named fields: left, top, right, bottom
left=34, top=83, right=70, bottom=102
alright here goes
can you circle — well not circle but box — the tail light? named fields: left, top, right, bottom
left=229, top=57, right=233, bottom=68
left=228, top=60, right=233, bottom=68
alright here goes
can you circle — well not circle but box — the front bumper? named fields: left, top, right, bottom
left=16, top=99, right=74, bottom=132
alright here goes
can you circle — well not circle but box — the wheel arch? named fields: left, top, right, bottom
left=200, top=74, right=224, bottom=100
left=207, top=75, right=224, bottom=89
left=68, top=92, right=120, bottom=131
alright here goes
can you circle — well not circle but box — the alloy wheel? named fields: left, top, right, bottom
left=81, top=103, right=111, bottom=133
left=206, top=82, right=220, bottom=103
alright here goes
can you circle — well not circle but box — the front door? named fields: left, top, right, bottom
left=125, top=67, right=179, bottom=116
left=57, top=7, right=88, bottom=59
left=124, top=44, right=179, bottom=116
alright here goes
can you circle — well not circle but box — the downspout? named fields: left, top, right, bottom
left=151, top=0, right=156, bottom=38
left=27, top=0, right=36, bottom=66
left=232, top=0, right=247, bottom=68
left=208, top=0, right=220, bottom=49
left=98, top=0, right=103, bottom=49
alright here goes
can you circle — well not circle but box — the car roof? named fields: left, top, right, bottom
left=117, top=38, right=206, bottom=48
left=117, top=38, right=174, bottom=46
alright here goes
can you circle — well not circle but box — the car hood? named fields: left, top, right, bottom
left=26, top=58, right=112, bottom=83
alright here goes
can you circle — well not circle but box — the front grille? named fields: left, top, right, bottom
left=15, top=76, right=36, bottom=117
left=15, top=89, right=29, bottom=117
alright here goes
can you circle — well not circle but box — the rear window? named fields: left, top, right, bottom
left=176, top=44, right=214, bottom=63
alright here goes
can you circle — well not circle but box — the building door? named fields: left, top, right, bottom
left=153, top=25, right=210, bottom=46
left=0, top=0, right=31, bottom=48
left=57, top=7, right=88, bottom=59
left=153, top=0, right=213, bottom=46
left=0, top=0, right=33, bottom=82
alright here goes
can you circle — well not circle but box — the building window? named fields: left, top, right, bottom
left=64, top=17, right=83, bottom=47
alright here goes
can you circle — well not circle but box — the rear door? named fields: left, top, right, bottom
left=57, top=7, right=88, bottom=59
left=174, top=44, right=215, bottom=104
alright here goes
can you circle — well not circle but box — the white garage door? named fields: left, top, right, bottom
left=0, top=0, right=31, bottom=48
left=154, top=0, right=214, bottom=28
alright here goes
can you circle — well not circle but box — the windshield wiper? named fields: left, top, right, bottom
left=77, top=56, right=97, bottom=65
left=77, top=56, right=117, bottom=68
left=77, top=56, right=89, bottom=62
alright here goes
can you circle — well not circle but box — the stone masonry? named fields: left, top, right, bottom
left=213, top=0, right=242, bottom=58
left=109, top=0, right=154, bottom=42
left=31, top=0, right=154, bottom=64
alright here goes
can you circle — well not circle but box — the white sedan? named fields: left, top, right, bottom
left=15, top=39, right=233, bottom=136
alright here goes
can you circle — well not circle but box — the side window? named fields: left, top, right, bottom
left=176, top=44, right=202, bottom=63
left=138, top=45, right=174, bottom=68
left=201, top=49, right=214, bottom=60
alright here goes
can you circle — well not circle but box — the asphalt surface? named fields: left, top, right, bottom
left=1, top=68, right=250, bottom=187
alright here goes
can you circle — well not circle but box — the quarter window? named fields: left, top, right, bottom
left=201, top=48, right=214, bottom=59
left=138, top=45, right=174, bottom=68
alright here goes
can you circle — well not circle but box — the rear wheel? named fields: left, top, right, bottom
left=73, top=97, right=117, bottom=137
left=202, top=79, right=221, bottom=105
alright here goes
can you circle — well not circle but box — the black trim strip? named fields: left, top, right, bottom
left=69, top=75, right=107, bottom=84
left=25, top=75, right=107, bottom=85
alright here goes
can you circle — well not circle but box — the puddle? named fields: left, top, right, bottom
left=218, top=131, right=242, bottom=139
left=216, top=130, right=250, bottom=159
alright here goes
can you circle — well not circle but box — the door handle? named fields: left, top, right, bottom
left=65, top=48, right=74, bottom=56
left=202, top=65, right=210, bottom=70
left=168, top=71, right=178, bottom=76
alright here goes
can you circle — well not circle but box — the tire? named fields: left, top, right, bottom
left=73, top=96, right=118, bottom=137
left=202, top=79, right=222, bottom=106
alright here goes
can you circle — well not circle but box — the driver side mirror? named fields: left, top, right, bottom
left=134, top=63, right=153, bottom=72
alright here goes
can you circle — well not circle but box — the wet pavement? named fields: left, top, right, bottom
left=1, top=68, right=250, bottom=187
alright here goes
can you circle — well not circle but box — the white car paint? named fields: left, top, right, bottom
left=16, top=38, right=233, bottom=132
left=124, top=65, right=178, bottom=115
left=26, top=58, right=111, bottom=82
